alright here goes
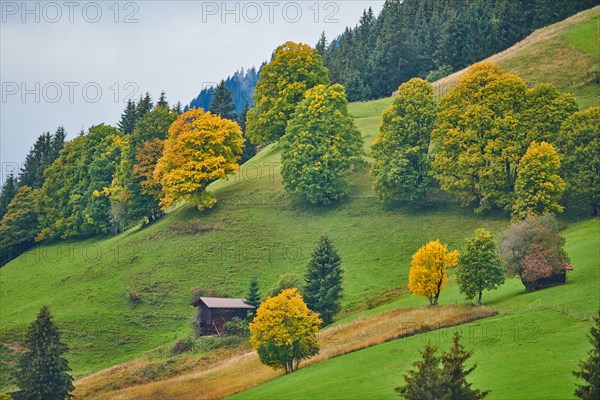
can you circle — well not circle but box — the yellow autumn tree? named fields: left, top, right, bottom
left=408, top=240, right=459, bottom=305
left=154, top=108, right=243, bottom=210
left=249, top=288, right=321, bottom=374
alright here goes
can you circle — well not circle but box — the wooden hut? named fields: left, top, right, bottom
left=191, top=297, right=255, bottom=336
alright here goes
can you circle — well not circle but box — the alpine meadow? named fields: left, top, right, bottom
left=1, top=2, right=599, bottom=400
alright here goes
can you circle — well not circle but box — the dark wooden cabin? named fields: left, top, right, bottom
left=191, top=297, right=255, bottom=336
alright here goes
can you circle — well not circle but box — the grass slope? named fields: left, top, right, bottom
left=232, top=219, right=600, bottom=400
left=1, top=6, right=598, bottom=392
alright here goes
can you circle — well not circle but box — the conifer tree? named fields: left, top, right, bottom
left=0, top=174, right=18, bottom=220
left=441, top=333, right=490, bottom=400
left=136, top=92, right=153, bottom=119
left=14, top=306, right=74, bottom=399
left=172, top=101, right=183, bottom=115
left=117, top=99, right=138, bottom=134
left=209, top=80, right=237, bottom=120
left=304, top=235, right=344, bottom=326
left=396, top=344, right=447, bottom=400
left=156, top=91, right=168, bottom=108
left=316, top=31, right=327, bottom=55
left=246, top=277, right=261, bottom=309
left=574, top=310, right=600, bottom=399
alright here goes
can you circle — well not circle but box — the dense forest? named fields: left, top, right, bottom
left=320, top=0, right=598, bottom=101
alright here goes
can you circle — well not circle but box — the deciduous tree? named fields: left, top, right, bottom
left=512, top=141, right=564, bottom=220
left=280, top=84, right=363, bottom=205
left=408, top=240, right=458, bottom=305
left=154, top=108, right=243, bottom=210
left=559, top=107, right=600, bottom=216
left=372, top=78, right=437, bottom=203
left=246, top=41, right=330, bottom=144
left=304, top=235, right=344, bottom=326
left=457, top=228, right=505, bottom=305
left=249, top=288, right=321, bottom=374
left=431, top=62, right=576, bottom=213
left=500, top=214, right=570, bottom=291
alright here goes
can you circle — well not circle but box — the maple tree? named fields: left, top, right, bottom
left=246, top=41, right=330, bottom=144
left=249, top=288, right=321, bottom=373
left=408, top=240, right=459, bottom=305
left=154, top=108, right=243, bottom=210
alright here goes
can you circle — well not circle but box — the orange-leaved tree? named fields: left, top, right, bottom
left=154, top=108, right=243, bottom=210
left=249, top=288, right=321, bottom=374
left=408, top=240, right=459, bottom=305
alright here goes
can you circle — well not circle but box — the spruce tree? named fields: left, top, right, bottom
left=15, top=306, right=74, bottom=399
left=0, top=174, right=18, bottom=220
left=156, top=91, right=168, bottom=108
left=316, top=31, right=327, bottom=55
left=304, top=235, right=344, bottom=325
left=50, top=126, right=67, bottom=160
left=117, top=99, right=138, bottom=134
left=396, top=344, right=447, bottom=400
left=574, top=310, right=600, bottom=399
left=136, top=92, right=154, bottom=119
left=441, top=333, right=489, bottom=400
left=172, top=101, right=183, bottom=115
left=209, top=80, right=237, bottom=120
left=246, top=277, right=261, bottom=309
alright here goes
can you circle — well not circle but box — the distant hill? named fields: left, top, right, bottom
left=186, top=67, right=260, bottom=114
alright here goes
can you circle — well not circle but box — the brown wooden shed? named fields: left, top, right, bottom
left=191, top=297, right=255, bottom=336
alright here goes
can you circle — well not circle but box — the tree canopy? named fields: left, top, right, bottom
left=280, top=84, right=363, bottom=205
left=246, top=41, right=330, bottom=144
left=408, top=240, right=459, bottom=305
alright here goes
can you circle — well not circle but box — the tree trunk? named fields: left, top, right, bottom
left=477, top=291, right=483, bottom=305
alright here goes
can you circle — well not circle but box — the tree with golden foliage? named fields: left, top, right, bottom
left=431, top=62, right=576, bottom=213
left=512, top=141, right=564, bottom=220
left=154, top=108, right=243, bottom=210
left=408, top=240, right=459, bottom=305
left=246, top=41, right=330, bottom=145
left=249, top=288, right=321, bottom=374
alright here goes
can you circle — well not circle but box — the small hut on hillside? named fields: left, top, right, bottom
left=191, top=297, right=255, bottom=336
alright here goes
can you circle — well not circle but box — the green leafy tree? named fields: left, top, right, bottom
left=441, top=333, right=490, bottom=400
left=117, top=99, right=138, bottom=134
left=512, top=141, right=564, bottom=220
left=209, top=80, right=237, bottom=120
left=559, top=107, right=600, bottom=216
left=268, top=273, right=304, bottom=298
left=237, top=102, right=256, bottom=164
left=431, top=62, right=576, bottom=213
left=246, top=277, right=262, bottom=309
left=246, top=41, right=330, bottom=144
left=457, top=228, right=505, bottom=304
left=304, top=235, right=344, bottom=325
left=372, top=78, right=437, bottom=203
left=0, top=174, right=18, bottom=219
left=574, top=310, right=600, bottom=399
left=14, top=306, right=74, bottom=400
left=0, top=186, right=39, bottom=260
left=37, top=125, right=124, bottom=241
left=281, top=84, right=363, bottom=205
left=396, top=344, right=447, bottom=400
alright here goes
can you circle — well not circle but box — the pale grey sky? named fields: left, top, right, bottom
left=0, top=0, right=384, bottom=181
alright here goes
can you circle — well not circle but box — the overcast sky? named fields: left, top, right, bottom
left=0, top=0, right=384, bottom=182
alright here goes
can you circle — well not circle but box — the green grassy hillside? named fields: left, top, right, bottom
left=1, top=6, right=598, bottom=393
left=232, top=219, right=600, bottom=400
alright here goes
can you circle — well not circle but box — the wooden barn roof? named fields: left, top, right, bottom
left=191, top=296, right=255, bottom=309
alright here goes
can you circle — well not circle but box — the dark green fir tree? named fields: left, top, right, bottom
left=209, top=80, right=237, bottom=120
